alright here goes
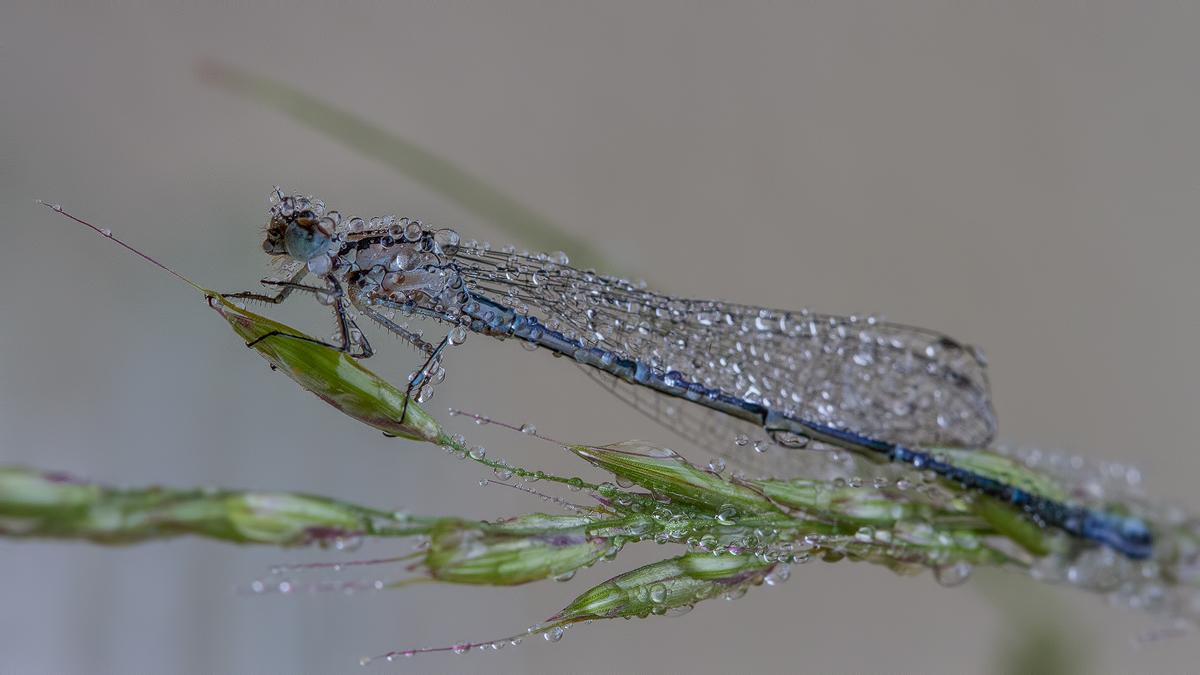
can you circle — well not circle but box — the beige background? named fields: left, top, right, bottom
left=1, top=3, right=1197, bottom=673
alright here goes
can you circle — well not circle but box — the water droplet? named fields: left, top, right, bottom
left=753, top=440, right=768, bottom=453
left=452, top=642, right=470, bottom=654
left=708, top=458, right=726, bottom=473
left=665, top=604, right=694, bottom=617
left=334, top=535, right=363, bottom=552
left=772, top=431, right=809, bottom=448
left=100, top=228, right=112, bottom=237
left=520, top=423, right=537, bottom=435
left=615, top=476, right=636, bottom=489
left=544, top=626, right=564, bottom=642
left=715, top=504, right=739, bottom=524
left=554, top=570, right=576, bottom=582
left=724, top=587, right=748, bottom=601
left=649, top=583, right=668, bottom=603
left=734, top=434, right=750, bottom=446
left=765, top=563, right=791, bottom=586
left=934, top=561, right=973, bottom=587
left=468, top=446, right=486, bottom=460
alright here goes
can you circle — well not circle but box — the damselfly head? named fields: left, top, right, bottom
left=264, top=195, right=336, bottom=263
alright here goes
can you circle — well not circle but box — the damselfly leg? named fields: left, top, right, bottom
left=226, top=271, right=375, bottom=359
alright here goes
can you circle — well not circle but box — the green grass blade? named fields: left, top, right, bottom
left=0, top=465, right=432, bottom=546
left=207, top=294, right=442, bottom=443
left=199, top=60, right=613, bottom=272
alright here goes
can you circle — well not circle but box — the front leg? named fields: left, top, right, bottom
left=228, top=268, right=372, bottom=358
left=224, top=267, right=311, bottom=305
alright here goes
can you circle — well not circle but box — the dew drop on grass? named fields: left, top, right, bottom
left=334, top=535, right=363, bottom=552
left=544, top=626, right=564, bottom=643
left=934, top=561, right=974, bottom=587
left=715, top=504, right=739, bottom=524
left=765, top=563, right=791, bottom=586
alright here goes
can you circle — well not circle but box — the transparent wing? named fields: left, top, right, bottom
left=457, top=248, right=997, bottom=449
left=581, top=367, right=898, bottom=481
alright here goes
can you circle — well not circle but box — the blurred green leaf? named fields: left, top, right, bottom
left=199, top=60, right=612, bottom=272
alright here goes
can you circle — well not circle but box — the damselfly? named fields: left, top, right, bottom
left=228, top=189, right=1153, bottom=559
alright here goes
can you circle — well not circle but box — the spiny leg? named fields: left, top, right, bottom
left=241, top=318, right=371, bottom=357
left=359, top=305, right=437, bottom=353
left=402, top=334, right=453, bottom=425
left=323, top=275, right=373, bottom=359
left=244, top=330, right=348, bottom=353
left=358, top=305, right=455, bottom=424
left=228, top=269, right=372, bottom=358
left=224, top=268, right=310, bottom=305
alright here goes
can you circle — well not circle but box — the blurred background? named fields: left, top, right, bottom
left=1, top=3, right=1197, bottom=673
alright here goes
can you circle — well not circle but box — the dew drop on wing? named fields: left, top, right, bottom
left=453, top=247, right=996, bottom=476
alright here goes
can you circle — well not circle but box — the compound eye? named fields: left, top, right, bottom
left=283, top=217, right=333, bottom=261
